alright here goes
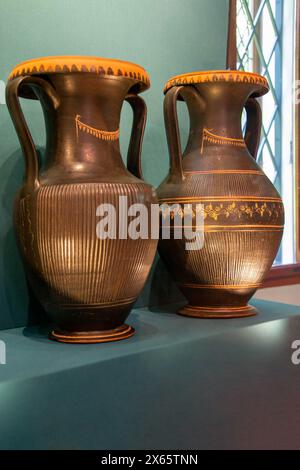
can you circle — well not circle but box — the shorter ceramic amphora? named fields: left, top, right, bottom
left=157, top=70, right=284, bottom=318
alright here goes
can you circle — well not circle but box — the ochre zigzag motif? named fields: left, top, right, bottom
left=201, top=128, right=246, bottom=154
left=75, top=115, right=119, bottom=142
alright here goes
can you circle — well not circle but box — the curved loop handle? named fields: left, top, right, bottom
left=164, top=85, right=204, bottom=181
left=6, top=76, right=60, bottom=191
left=244, top=97, right=262, bottom=160
left=164, top=86, right=185, bottom=180
left=125, top=93, right=147, bottom=180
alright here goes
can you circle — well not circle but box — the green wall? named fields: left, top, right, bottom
left=0, top=0, right=229, bottom=330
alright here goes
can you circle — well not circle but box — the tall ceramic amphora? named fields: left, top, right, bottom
left=157, top=71, right=284, bottom=318
left=7, top=56, right=157, bottom=342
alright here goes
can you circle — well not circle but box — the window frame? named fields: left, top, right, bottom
left=227, top=0, right=300, bottom=288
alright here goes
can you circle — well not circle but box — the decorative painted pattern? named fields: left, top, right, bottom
left=163, top=225, right=283, bottom=232
left=182, top=283, right=260, bottom=289
left=75, top=115, right=119, bottom=142
left=164, top=70, right=269, bottom=94
left=8, top=56, right=150, bottom=90
left=183, top=169, right=264, bottom=176
left=51, top=324, right=134, bottom=343
left=160, top=200, right=284, bottom=224
left=178, top=172, right=277, bottom=199
left=201, top=127, right=246, bottom=154
left=160, top=196, right=283, bottom=202
left=18, top=195, right=37, bottom=263
left=180, top=305, right=254, bottom=311
left=58, top=297, right=136, bottom=309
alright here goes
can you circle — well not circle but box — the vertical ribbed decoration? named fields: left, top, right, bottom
left=36, top=183, right=155, bottom=306
left=186, top=230, right=282, bottom=286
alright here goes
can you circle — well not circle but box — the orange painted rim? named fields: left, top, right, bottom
left=164, top=70, right=269, bottom=95
left=8, top=55, right=150, bottom=91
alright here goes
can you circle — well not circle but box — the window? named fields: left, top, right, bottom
left=228, top=0, right=300, bottom=285
left=237, top=0, right=295, bottom=265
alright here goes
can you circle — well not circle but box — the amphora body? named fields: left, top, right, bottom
left=157, top=71, right=284, bottom=318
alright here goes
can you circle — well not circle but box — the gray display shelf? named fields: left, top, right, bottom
left=1, top=298, right=300, bottom=450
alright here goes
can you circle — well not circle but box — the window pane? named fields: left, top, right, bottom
left=237, top=0, right=295, bottom=264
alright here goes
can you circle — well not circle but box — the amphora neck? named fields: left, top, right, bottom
left=182, top=82, right=261, bottom=157
left=35, top=74, right=135, bottom=181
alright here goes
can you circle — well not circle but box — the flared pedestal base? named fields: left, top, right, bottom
left=50, top=324, right=135, bottom=344
left=178, top=304, right=258, bottom=319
